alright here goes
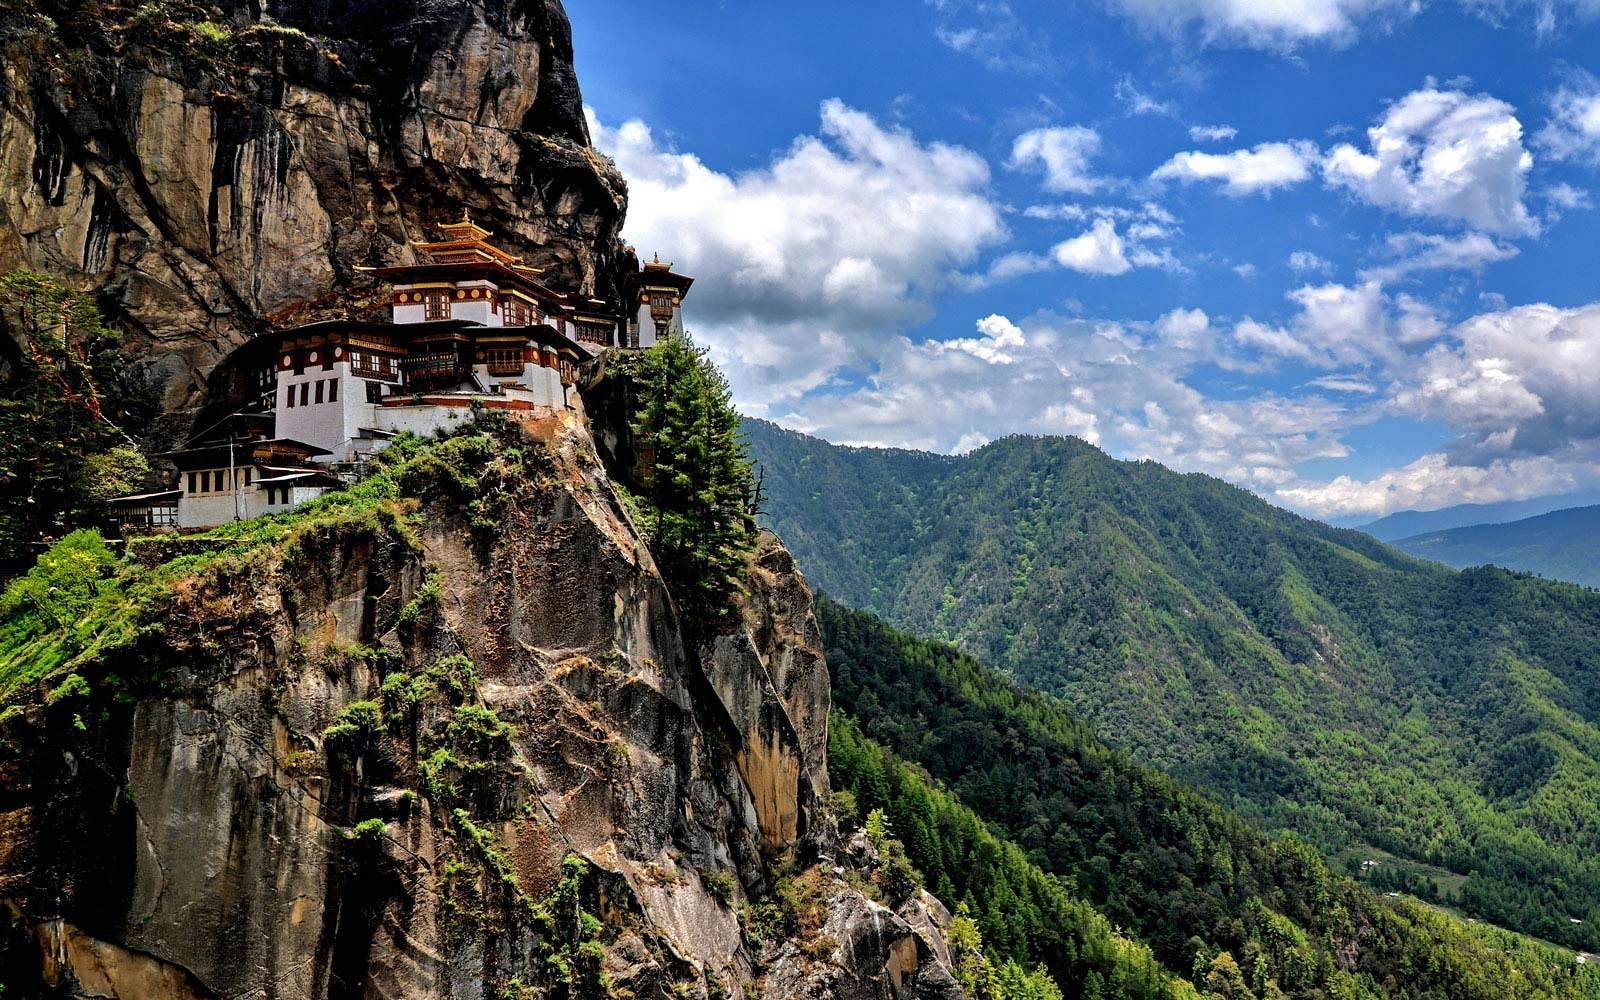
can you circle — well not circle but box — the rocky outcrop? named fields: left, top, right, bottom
left=0, top=414, right=961, bottom=999
left=0, top=0, right=633, bottom=425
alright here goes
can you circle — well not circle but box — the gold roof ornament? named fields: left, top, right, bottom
left=410, top=211, right=525, bottom=266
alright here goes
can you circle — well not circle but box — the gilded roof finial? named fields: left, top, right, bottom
left=652, top=252, right=660, bottom=264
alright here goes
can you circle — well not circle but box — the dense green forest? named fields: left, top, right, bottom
left=746, top=420, right=1600, bottom=949
left=1390, top=505, right=1600, bottom=589
left=824, top=598, right=1600, bottom=1000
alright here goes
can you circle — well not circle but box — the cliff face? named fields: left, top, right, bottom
left=0, top=416, right=962, bottom=1000
left=0, top=0, right=632, bottom=421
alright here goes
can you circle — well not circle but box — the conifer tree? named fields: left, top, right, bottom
left=629, top=334, right=757, bottom=622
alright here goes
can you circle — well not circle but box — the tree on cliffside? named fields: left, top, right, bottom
left=628, top=335, right=758, bottom=623
left=0, top=270, right=148, bottom=567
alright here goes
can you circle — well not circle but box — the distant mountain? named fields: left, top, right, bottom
left=746, top=418, right=1600, bottom=949
left=1358, top=493, right=1600, bottom=541
left=1391, top=505, right=1600, bottom=588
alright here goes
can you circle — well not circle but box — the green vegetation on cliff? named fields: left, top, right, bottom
left=604, top=337, right=761, bottom=622
left=0, top=270, right=158, bottom=566
left=747, top=420, right=1600, bottom=950
left=825, top=599, right=1600, bottom=1000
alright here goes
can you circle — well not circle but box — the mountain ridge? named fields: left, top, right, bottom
left=1390, top=504, right=1600, bottom=589
left=1357, top=493, right=1600, bottom=541
left=745, top=417, right=1600, bottom=949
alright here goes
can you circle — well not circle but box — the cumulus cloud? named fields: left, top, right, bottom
left=1152, top=141, right=1319, bottom=196
left=1544, top=182, right=1593, bottom=210
left=1106, top=0, right=1600, bottom=51
left=1107, top=0, right=1415, bottom=48
left=1052, top=219, right=1133, bottom=275
left=1231, top=281, right=1444, bottom=367
left=1538, top=72, right=1600, bottom=163
left=1009, top=126, right=1105, bottom=194
left=1323, top=86, right=1537, bottom=236
left=589, top=101, right=1006, bottom=415
left=1277, top=453, right=1579, bottom=517
left=1392, top=302, right=1600, bottom=460
left=1360, top=231, right=1519, bottom=281
left=938, top=313, right=1028, bottom=363
left=779, top=311, right=1360, bottom=489
left=1307, top=376, right=1379, bottom=393
left=927, top=0, right=1051, bottom=71
left=1289, top=250, right=1334, bottom=274
left=1115, top=77, right=1176, bottom=117
left=1190, top=124, right=1240, bottom=142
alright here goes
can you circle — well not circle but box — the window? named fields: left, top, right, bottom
left=349, top=350, right=397, bottom=381
left=266, top=487, right=276, bottom=506
left=299, top=383, right=310, bottom=407
left=328, top=379, right=338, bottom=403
left=315, top=380, right=324, bottom=405
left=286, top=384, right=296, bottom=408
left=322, top=349, right=335, bottom=371
left=367, top=382, right=383, bottom=403
left=423, top=290, right=451, bottom=320
left=188, top=472, right=197, bottom=494
left=483, top=346, right=523, bottom=376
left=506, top=299, right=533, bottom=327
left=244, top=468, right=252, bottom=485
left=200, top=471, right=211, bottom=494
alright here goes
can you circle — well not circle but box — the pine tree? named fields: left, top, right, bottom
left=630, top=335, right=757, bottom=623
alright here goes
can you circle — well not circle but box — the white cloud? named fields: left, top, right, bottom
left=1323, top=86, right=1537, bottom=236
left=1115, top=76, right=1176, bottom=117
left=1010, top=126, right=1105, bottom=194
left=1189, top=124, right=1240, bottom=142
left=1153, top=141, right=1318, bottom=196
left=1537, top=72, right=1600, bottom=163
left=1544, top=182, right=1593, bottom=209
left=1289, top=250, right=1334, bottom=274
left=1393, top=301, right=1600, bottom=459
left=972, top=251, right=1055, bottom=286
left=1232, top=280, right=1444, bottom=367
left=927, top=0, right=1050, bottom=71
left=1277, top=453, right=1578, bottom=517
left=1155, top=307, right=1216, bottom=351
left=782, top=312, right=1360, bottom=490
left=588, top=100, right=1006, bottom=416
left=1052, top=219, right=1132, bottom=275
left=1107, top=0, right=1408, bottom=48
left=1105, top=0, right=1600, bottom=51
left=1307, top=376, right=1379, bottom=393
left=938, top=314, right=1028, bottom=363
left=1233, top=262, right=1259, bottom=279
left=1360, top=230, right=1518, bottom=281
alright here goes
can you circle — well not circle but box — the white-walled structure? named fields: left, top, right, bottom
left=114, top=214, right=694, bottom=532
left=630, top=255, right=694, bottom=348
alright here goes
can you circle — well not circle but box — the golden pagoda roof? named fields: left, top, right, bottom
left=410, top=211, right=539, bottom=270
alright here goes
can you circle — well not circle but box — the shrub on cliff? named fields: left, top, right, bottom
left=626, top=336, right=758, bottom=623
left=0, top=270, right=152, bottom=567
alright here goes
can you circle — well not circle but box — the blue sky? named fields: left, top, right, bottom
left=568, top=0, right=1600, bottom=520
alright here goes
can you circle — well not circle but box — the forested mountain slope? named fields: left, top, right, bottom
left=823, top=598, right=1600, bottom=1000
left=1391, top=506, right=1600, bottom=589
left=746, top=419, right=1600, bottom=949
